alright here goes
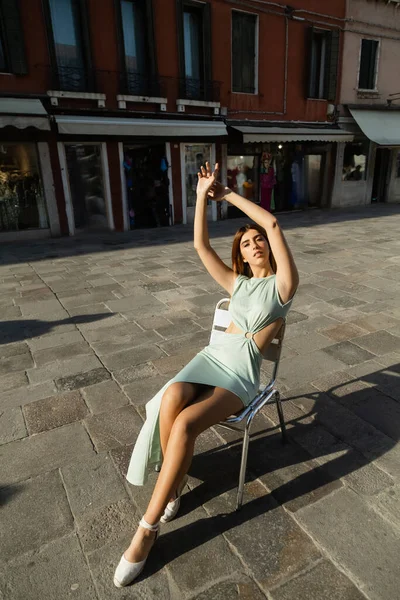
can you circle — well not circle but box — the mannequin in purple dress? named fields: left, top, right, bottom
left=260, top=152, right=276, bottom=211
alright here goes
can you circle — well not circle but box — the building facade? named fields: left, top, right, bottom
left=3, top=0, right=384, bottom=241
left=333, top=0, right=400, bottom=207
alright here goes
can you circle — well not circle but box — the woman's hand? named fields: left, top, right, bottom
left=208, top=180, right=230, bottom=202
left=196, top=162, right=219, bottom=197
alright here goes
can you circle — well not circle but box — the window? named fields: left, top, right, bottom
left=358, top=39, right=379, bottom=90
left=396, top=151, right=400, bottom=178
left=177, top=0, right=212, bottom=101
left=47, top=0, right=91, bottom=91
left=117, top=0, right=157, bottom=95
left=232, top=11, right=257, bottom=94
left=342, top=141, right=369, bottom=182
left=0, top=0, right=27, bottom=75
left=307, top=28, right=339, bottom=100
left=0, top=144, right=48, bottom=232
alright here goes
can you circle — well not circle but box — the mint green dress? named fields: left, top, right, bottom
left=126, top=274, right=293, bottom=486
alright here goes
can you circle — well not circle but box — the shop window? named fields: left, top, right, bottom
left=227, top=155, right=259, bottom=203
left=342, top=141, right=369, bottom=181
left=177, top=0, right=212, bottom=101
left=118, top=0, right=157, bottom=95
left=0, top=0, right=27, bottom=74
left=64, top=144, right=108, bottom=230
left=184, top=144, right=212, bottom=208
left=396, top=151, right=400, bottom=178
left=232, top=11, right=257, bottom=94
left=358, top=39, right=379, bottom=90
left=307, top=27, right=339, bottom=100
left=46, top=0, right=92, bottom=91
left=0, top=144, right=48, bottom=232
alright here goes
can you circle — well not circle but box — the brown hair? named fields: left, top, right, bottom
left=231, top=223, right=277, bottom=277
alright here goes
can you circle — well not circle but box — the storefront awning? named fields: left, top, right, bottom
left=349, top=109, right=400, bottom=146
left=55, top=116, right=228, bottom=137
left=0, top=98, right=50, bottom=131
left=230, top=125, right=354, bottom=143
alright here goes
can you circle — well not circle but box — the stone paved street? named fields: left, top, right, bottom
left=1, top=204, right=400, bottom=600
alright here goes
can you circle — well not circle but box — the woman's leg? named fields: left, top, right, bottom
left=124, top=387, right=243, bottom=562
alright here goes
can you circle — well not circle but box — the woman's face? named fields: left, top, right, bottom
left=240, top=229, right=270, bottom=268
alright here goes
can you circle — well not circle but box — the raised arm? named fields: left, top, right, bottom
left=194, top=163, right=236, bottom=295
left=209, top=184, right=299, bottom=303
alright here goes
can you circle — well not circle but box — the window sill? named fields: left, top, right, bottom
left=306, top=97, right=328, bottom=102
left=117, top=94, right=167, bottom=110
left=356, top=89, right=380, bottom=99
left=47, top=90, right=106, bottom=107
left=176, top=98, right=220, bottom=114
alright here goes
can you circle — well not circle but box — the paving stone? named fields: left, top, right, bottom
left=61, top=453, right=128, bottom=520
left=100, top=344, right=165, bottom=371
left=284, top=332, right=333, bottom=354
left=0, top=342, right=30, bottom=359
left=191, top=575, right=266, bottom=600
left=19, top=298, right=66, bottom=317
left=80, top=321, right=143, bottom=343
left=0, top=406, right=27, bottom=444
left=82, top=379, right=128, bottom=413
left=32, top=341, right=92, bottom=367
left=0, top=534, right=97, bottom=600
left=27, top=354, right=102, bottom=385
left=322, top=341, right=376, bottom=366
left=0, top=470, right=73, bottom=562
left=23, top=390, right=88, bottom=434
left=278, top=350, right=345, bottom=389
left=153, top=348, right=199, bottom=375
left=124, top=374, right=170, bottom=405
left=55, top=367, right=111, bottom=392
left=0, top=351, right=34, bottom=375
left=76, top=313, right=126, bottom=331
left=0, top=370, right=28, bottom=392
left=286, top=310, right=309, bottom=325
left=27, top=329, right=85, bottom=352
left=320, top=322, right=368, bottom=342
left=0, top=422, right=95, bottom=485
left=269, top=559, right=366, bottom=600
left=77, top=498, right=137, bottom=553
left=84, top=405, right=143, bottom=451
left=113, top=362, right=160, bottom=385
left=0, top=381, right=56, bottom=410
left=134, top=315, right=171, bottom=329
left=352, top=330, right=400, bottom=356
left=350, top=312, right=400, bottom=333
left=370, top=484, right=400, bottom=532
left=155, top=318, right=203, bottom=339
left=296, top=488, right=400, bottom=600
left=91, top=329, right=161, bottom=355
left=284, top=315, right=339, bottom=340
left=327, top=296, right=367, bottom=309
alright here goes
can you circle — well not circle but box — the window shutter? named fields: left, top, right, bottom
left=176, top=0, right=185, bottom=80
left=232, top=12, right=243, bottom=92
left=324, top=29, right=340, bottom=101
left=0, top=0, right=27, bottom=75
left=305, top=26, right=315, bottom=98
left=145, top=0, right=157, bottom=76
left=203, top=1, right=212, bottom=84
left=78, top=0, right=93, bottom=88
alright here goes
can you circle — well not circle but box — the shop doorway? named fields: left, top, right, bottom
left=181, top=143, right=217, bottom=224
left=64, top=144, right=110, bottom=231
left=372, top=148, right=390, bottom=203
left=123, top=144, right=170, bottom=228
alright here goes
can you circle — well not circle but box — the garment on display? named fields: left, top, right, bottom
left=123, top=144, right=170, bottom=229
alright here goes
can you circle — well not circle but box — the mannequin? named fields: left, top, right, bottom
left=260, top=152, right=276, bottom=211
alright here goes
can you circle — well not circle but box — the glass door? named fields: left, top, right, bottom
left=183, top=143, right=216, bottom=224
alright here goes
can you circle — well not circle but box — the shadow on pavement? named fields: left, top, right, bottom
left=131, top=364, right=399, bottom=578
left=0, top=313, right=112, bottom=344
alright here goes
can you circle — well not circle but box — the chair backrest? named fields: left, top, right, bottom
left=210, top=298, right=286, bottom=365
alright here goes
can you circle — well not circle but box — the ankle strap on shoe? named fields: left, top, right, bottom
left=139, top=517, right=160, bottom=532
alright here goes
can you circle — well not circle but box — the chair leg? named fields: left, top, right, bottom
left=155, top=463, right=161, bottom=472
left=275, top=391, right=288, bottom=444
left=236, top=423, right=251, bottom=511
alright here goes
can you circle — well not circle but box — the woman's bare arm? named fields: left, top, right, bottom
left=193, top=164, right=236, bottom=295
left=210, top=185, right=299, bottom=303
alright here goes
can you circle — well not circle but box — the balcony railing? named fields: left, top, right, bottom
left=178, top=77, right=220, bottom=103
left=120, top=71, right=167, bottom=98
left=51, top=64, right=97, bottom=93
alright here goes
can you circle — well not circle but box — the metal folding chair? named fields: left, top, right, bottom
left=212, top=298, right=287, bottom=510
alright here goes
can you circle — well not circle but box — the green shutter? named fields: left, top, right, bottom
left=324, top=29, right=340, bottom=101
left=0, top=0, right=27, bottom=75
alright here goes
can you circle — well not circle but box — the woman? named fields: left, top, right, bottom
left=114, top=163, right=299, bottom=587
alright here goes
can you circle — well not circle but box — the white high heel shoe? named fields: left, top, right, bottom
left=113, top=517, right=160, bottom=588
left=160, top=475, right=189, bottom=524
